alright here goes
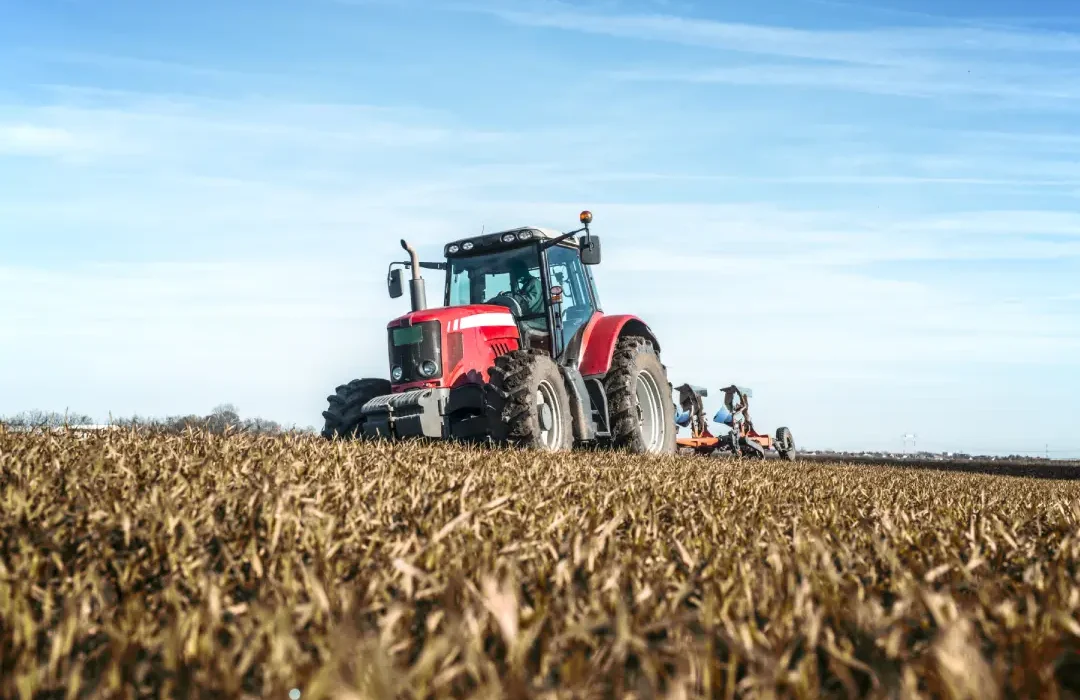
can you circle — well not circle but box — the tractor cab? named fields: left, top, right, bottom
left=441, top=223, right=601, bottom=361
left=386, top=211, right=603, bottom=364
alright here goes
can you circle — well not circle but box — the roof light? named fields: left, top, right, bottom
left=462, top=241, right=474, bottom=251
left=579, top=210, right=592, bottom=225
left=447, top=244, right=460, bottom=253
left=517, top=230, right=533, bottom=240
left=502, top=233, right=516, bottom=243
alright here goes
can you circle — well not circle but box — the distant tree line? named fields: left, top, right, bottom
left=0, top=404, right=313, bottom=435
left=0, top=409, right=95, bottom=429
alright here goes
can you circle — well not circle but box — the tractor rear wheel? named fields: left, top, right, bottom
left=775, top=426, right=796, bottom=461
left=487, top=350, right=573, bottom=452
left=604, top=336, right=677, bottom=454
left=321, top=378, right=391, bottom=440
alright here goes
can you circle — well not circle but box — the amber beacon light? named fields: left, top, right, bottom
left=579, top=210, right=592, bottom=225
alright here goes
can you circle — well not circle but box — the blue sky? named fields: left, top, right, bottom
left=2, top=0, right=1079, bottom=456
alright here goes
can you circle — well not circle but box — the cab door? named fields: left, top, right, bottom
left=543, top=244, right=598, bottom=361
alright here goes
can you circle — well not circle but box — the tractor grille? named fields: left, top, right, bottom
left=387, top=320, right=442, bottom=383
left=491, top=342, right=511, bottom=357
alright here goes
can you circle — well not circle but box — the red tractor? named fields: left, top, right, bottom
left=321, top=211, right=677, bottom=453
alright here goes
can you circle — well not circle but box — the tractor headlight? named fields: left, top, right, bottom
left=447, top=244, right=460, bottom=254
left=502, top=233, right=516, bottom=243
left=462, top=241, right=474, bottom=251
left=419, top=360, right=438, bottom=378
left=391, top=365, right=404, bottom=382
left=517, top=230, right=533, bottom=240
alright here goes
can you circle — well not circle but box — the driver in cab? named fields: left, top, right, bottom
left=508, top=259, right=544, bottom=322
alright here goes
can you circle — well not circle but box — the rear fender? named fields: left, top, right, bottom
left=578, top=314, right=662, bottom=378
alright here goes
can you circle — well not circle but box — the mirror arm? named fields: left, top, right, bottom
left=539, top=229, right=582, bottom=251
left=392, top=260, right=447, bottom=271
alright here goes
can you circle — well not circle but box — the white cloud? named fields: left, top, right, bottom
left=0, top=124, right=83, bottom=157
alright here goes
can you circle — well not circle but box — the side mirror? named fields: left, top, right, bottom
left=580, top=235, right=601, bottom=265
left=388, top=268, right=404, bottom=299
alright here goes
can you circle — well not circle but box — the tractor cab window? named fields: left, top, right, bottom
left=546, top=243, right=596, bottom=345
left=447, top=246, right=545, bottom=329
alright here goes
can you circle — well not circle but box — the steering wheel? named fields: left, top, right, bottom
left=486, top=293, right=524, bottom=318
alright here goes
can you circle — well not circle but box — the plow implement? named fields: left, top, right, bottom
left=673, top=383, right=796, bottom=460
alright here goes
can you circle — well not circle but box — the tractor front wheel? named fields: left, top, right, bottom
left=487, top=350, right=573, bottom=452
left=321, top=378, right=392, bottom=440
left=604, top=336, right=677, bottom=454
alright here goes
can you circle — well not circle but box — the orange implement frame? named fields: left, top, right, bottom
left=674, top=383, right=794, bottom=460
left=675, top=428, right=772, bottom=454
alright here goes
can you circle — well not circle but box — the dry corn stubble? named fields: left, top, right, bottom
left=3, top=427, right=1080, bottom=699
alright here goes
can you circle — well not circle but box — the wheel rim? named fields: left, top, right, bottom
left=634, top=369, right=666, bottom=453
left=536, top=380, right=563, bottom=450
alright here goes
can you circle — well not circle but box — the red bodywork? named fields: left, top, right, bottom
left=386, top=304, right=521, bottom=393
left=577, top=313, right=659, bottom=377
left=385, top=306, right=658, bottom=393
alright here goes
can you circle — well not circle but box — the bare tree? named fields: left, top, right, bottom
left=1, top=409, right=94, bottom=429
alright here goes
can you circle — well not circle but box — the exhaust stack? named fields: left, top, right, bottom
left=400, top=239, right=427, bottom=311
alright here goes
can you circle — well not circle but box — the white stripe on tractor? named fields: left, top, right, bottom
left=456, top=312, right=517, bottom=329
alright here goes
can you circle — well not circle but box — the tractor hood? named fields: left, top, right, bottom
left=384, top=304, right=523, bottom=392
left=386, top=304, right=520, bottom=331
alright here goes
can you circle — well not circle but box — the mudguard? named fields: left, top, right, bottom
left=578, top=313, right=662, bottom=377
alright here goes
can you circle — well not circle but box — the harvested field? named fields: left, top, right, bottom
left=4, top=429, right=1080, bottom=698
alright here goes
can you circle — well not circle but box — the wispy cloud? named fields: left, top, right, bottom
left=470, top=0, right=1080, bottom=105
left=476, top=1, right=1080, bottom=61
left=17, top=48, right=266, bottom=81
left=0, top=87, right=511, bottom=165
left=609, top=62, right=1080, bottom=103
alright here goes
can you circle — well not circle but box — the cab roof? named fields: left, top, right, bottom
left=443, top=226, right=577, bottom=258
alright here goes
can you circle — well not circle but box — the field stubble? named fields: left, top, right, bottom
left=3, top=429, right=1080, bottom=699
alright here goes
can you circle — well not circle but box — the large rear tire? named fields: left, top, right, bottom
left=604, top=336, right=677, bottom=454
left=487, top=350, right=573, bottom=452
left=321, top=378, right=392, bottom=440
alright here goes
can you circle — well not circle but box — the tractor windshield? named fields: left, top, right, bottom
left=447, top=246, right=544, bottom=320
